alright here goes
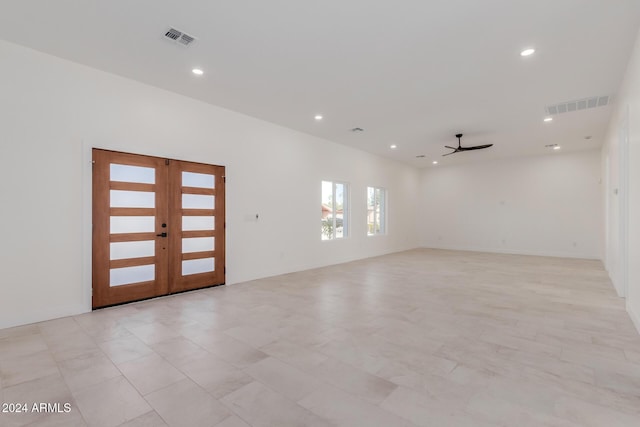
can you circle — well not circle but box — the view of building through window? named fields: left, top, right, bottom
left=321, top=181, right=348, bottom=240
left=367, top=186, right=386, bottom=235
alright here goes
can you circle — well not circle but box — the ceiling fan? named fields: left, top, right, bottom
left=444, top=133, right=493, bottom=156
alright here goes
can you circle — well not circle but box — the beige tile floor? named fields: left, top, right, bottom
left=1, top=249, right=640, bottom=426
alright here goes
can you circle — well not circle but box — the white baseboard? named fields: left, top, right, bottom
left=0, top=304, right=89, bottom=330
left=418, top=244, right=600, bottom=260
left=604, top=267, right=626, bottom=298
left=228, top=245, right=420, bottom=285
left=628, top=301, right=640, bottom=336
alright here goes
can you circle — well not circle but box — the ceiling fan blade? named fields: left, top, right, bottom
left=465, top=144, right=493, bottom=150
left=442, top=151, right=457, bottom=156
left=444, top=145, right=457, bottom=149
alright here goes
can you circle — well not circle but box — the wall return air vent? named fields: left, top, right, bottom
left=163, top=27, right=196, bottom=46
left=545, top=96, right=610, bottom=116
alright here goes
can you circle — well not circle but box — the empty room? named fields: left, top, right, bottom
left=1, top=1, right=640, bottom=426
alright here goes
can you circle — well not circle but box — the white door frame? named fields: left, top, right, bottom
left=619, top=107, right=630, bottom=298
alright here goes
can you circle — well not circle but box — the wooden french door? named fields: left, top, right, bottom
left=92, top=149, right=225, bottom=308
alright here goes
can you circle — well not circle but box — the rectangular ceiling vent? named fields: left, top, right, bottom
left=163, top=27, right=196, bottom=47
left=545, top=96, right=610, bottom=116
left=178, top=33, right=195, bottom=46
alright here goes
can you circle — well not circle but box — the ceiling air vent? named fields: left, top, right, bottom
left=163, top=27, right=196, bottom=47
left=164, top=28, right=181, bottom=41
left=178, top=33, right=195, bottom=46
left=545, top=96, right=610, bottom=116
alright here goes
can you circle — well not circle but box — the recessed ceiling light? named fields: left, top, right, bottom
left=390, top=144, right=397, bottom=149
left=553, top=146, right=561, bottom=150
left=544, top=117, right=553, bottom=122
left=520, top=48, right=535, bottom=57
left=432, top=161, right=438, bottom=165
left=314, top=115, right=323, bottom=121
left=192, top=68, right=204, bottom=75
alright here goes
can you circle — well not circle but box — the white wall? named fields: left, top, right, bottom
left=0, top=40, right=420, bottom=329
left=602, top=28, right=640, bottom=333
left=418, top=150, right=603, bottom=259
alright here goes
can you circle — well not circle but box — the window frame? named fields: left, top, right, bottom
left=367, top=186, right=386, bottom=236
left=321, top=180, right=349, bottom=241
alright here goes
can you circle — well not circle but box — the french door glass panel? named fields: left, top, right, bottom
left=110, top=164, right=155, bottom=184
left=182, top=216, right=215, bottom=231
left=110, top=216, right=155, bottom=233
left=182, top=194, right=215, bottom=209
left=182, top=258, right=215, bottom=275
left=110, top=190, right=155, bottom=208
left=110, top=265, right=155, bottom=287
left=182, top=171, right=215, bottom=188
left=110, top=241, right=155, bottom=260
left=182, top=237, right=215, bottom=253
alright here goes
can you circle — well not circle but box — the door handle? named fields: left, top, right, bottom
left=156, top=232, right=167, bottom=238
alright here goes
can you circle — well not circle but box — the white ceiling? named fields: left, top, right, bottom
left=1, top=0, right=639, bottom=167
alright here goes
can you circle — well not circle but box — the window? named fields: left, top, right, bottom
left=367, top=187, right=386, bottom=235
left=321, top=181, right=348, bottom=240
